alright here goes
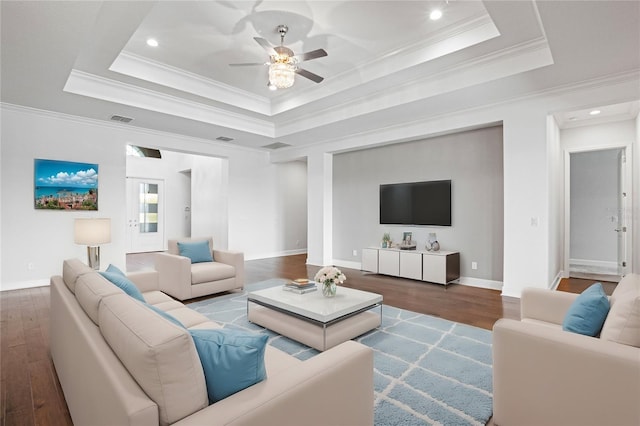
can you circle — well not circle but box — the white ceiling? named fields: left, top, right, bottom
left=1, top=1, right=639, bottom=151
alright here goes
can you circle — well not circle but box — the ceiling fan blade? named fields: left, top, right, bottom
left=296, top=68, right=324, bottom=83
left=292, top=49, right=328, bottom=62
left=253, top=37, right=277, bottom=56
left=228, top=62, right=267, bottom=67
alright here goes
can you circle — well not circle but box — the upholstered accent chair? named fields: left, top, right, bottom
left=492, top=274, right=640, bottom=426
left=154, top=237, right=244, bottom=300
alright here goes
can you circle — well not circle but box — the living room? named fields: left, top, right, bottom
left=1, top=1, right=639, bottom=425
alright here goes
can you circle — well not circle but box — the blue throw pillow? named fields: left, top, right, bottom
left=190, top=329, right=268, bottom=403
left=178, top=240, right=214, bottom=264
left=562, top=282, right=610, bottom=336
left=146, top=304, right=185, bottom=328
left=99, top=271, right=146, bottom=303
left=105, top=263, right=126, bottom=276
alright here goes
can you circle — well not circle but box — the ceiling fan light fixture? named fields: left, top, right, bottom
left=269, top=62, right=295, bottom=89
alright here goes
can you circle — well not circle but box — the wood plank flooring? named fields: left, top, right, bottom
left=1, top=253, right=613, bottom=426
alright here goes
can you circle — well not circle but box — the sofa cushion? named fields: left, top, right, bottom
left=191, top=262, right=236, bottom=285
left=100, top=271, right=146, bottom=302
left=190, top=329, right=268, bottom=403
left=562, top=283, right=610, bottom=336
left=143, top=290, right=177, bottom=305
left=62, top=258, right=94, bottom=294
left=146, top=304, right=185, bottom=328
left=75, top=272, right=124, bottom=324
left=601, top=274, right=640, bottom=347
left=99, top=294, right=208, bottom=426
left=178, top=240, right=213, bottom=264
left=163, top=307, right=214, bottom=329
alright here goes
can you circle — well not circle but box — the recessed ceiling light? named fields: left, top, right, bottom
left=430, top=9, right=443, bottom=20
left=568, top=116, right=578, bottom=121
left=589, top=110, right=601, bottom=115
left=146, top=38, right=159, bottom=47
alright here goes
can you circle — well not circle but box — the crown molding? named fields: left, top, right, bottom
left=275, top=36, right=554, bottom=137
left=271, top=13, right=501, bottom=115
left=0, top=102, right=265, bottom=154
left=110, top=51, right=272, bottom=116
left=270, top=69, right=640, bottom=162
left=63, top=69, right=275, bottom=137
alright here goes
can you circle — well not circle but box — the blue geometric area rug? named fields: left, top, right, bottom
left=188, top=279, right=493, bottom=426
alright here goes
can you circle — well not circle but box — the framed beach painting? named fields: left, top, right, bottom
left=34, top=159, right=99, bottom=210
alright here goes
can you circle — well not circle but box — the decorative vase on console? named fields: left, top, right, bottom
left=426, top=233, right=440, bottom=252
left=314, top=266, right=346, bottom=298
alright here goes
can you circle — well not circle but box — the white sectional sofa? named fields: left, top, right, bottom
left=50, top=259, right=374, bottom=426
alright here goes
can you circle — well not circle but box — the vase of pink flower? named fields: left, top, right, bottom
left=314, top=266, right=346, bottom=298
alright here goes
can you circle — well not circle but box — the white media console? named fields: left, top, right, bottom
left=362, top=247, right=460, bottom=285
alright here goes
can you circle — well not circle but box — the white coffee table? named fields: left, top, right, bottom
left=247, top=285, right=383, bottom=351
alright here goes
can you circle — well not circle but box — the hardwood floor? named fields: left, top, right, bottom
left=1, top=253, right=614, bottom=426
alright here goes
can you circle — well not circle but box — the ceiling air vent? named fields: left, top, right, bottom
left=216, top=136, right=234, bottom=142
left=262, top=142, right=291, bottom=150
left=110, top=114, right=134, bottom=123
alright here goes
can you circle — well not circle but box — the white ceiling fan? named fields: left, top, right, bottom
left=229, top=24, right=327, bottom=90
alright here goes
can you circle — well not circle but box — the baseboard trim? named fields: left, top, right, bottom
left=570, top=258, right=618, bottom=275
left=549, top=271, right=564, bottom=291
left=245, top=249, right=307, bottom=261
left=451, top=276, right=503, bottom=291
left=1, top=279, right=50, bottom=292
left=331, top=260, right=362, bottom=270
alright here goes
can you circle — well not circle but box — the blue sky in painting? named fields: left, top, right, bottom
left=34, top=159, right=98, bottom=189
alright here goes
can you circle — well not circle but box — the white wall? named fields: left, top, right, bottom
left=331, top=126, right=504, bottom=286
left=0, top=105, right=307, bottom=290
left=636, top=114, right=640, bottom=274
left=190, top=155, right=228, bottom=248
left=547, top=115, right=564, bottom=288
left=127, top=151, right=230, bottom=249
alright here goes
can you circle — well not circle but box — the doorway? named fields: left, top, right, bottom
left=126, top=177, right=165, bottom=253
left=567, top=147, right=631, bottom=280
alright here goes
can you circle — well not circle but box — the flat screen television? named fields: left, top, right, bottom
left=380, top=180, right=451, bottom=226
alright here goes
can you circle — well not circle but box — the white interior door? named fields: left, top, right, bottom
left=126, top=178, right=165, bottom=253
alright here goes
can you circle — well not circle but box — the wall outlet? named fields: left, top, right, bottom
left=28, top=262, right=36, bottom=271
left=471, top=261, right=478, bottom=270
left=352, top=249, right=358, bottom=256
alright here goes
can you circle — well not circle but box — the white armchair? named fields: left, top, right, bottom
left=154, top=237, right=244, bottom=300
left=492, top=274, right=640, bottom=426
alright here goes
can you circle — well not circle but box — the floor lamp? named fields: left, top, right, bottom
left=74, top=218, right=111, bottom=270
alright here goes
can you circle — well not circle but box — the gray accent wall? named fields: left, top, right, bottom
left=332, top=126, right=504, bottom=282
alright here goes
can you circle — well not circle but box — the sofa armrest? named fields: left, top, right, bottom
left=492, top=318, right=640, bottom=426
left=126, top=270, right=160, bottom=293
left=213, top=249, right=245, bottom=289
left=154, top=252, right=192, bottom=300
left=520, top=287, right=578, bottom=324
left=174, top=341, right=374, bottom=426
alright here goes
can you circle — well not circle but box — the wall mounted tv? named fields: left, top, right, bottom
left=379, top=180, right=452, bottom=226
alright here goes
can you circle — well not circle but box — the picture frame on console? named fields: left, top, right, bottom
left=402, top=232, right=412, bottom=245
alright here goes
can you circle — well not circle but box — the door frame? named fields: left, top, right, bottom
left=563, top=143, right=633, bottom=278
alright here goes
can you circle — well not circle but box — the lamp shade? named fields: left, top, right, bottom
left=74, top=218, right=111, bottom=246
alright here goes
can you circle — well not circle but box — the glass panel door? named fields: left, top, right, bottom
left=127, top=178, right=164, bottom=253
